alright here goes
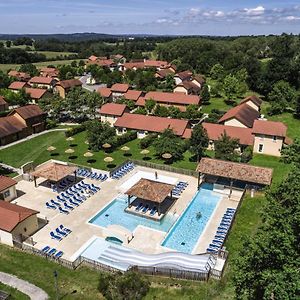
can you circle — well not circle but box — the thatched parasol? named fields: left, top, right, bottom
left=121, top=146, right=130, bottom=152
left=66, top=137, right=74, bottom=142
left=84, top=151, right=94, bottom=158
left=102, top=143, right=111, bottom=149
left=47, top=146, right=56, bottom=152
left=162, top=153, right=172, bottom=159
left=65, top=148, right=75, bottom=154
left=104, top=156, right=114, bottom=163
left=140, top=149, right=150, bottom=155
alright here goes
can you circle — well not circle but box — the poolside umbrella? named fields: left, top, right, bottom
left=65, top=148, right=75, bottom=154
left=66, top=137, right=74, bottom=142
left=47, top=146, right=56, bottom=152
left=140, top=149, right=150, bottom=155
left=83, top=151, right=94, bottom=158
left=121, top=146, right=130, bottom=152
left=104, top=156, right=114, bottom=163
left=162, top=153, right=172, bottom=159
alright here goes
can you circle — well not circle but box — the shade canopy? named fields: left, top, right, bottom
left=65, top=148, right=75, bottom=154
left=162, top=153, right=172, bottom=159
left=125, top=178, right=174, bottom=203
left=121, top=146, right=130, bottom=151
left=84, top=151, right=94, bottom=157
left=196, top=158, right=273, bottom=186
left=140, top=149, right=150, bottom=155
left=104, top=156, right=114, bottom=163
left=47, top=146, right=56, bottom=152
left=102, top=143, right=112, bottom=149
left=31, top=162, right=77, bottom=182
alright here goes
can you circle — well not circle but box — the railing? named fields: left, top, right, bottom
left=130, top=266, right=209, bottom=281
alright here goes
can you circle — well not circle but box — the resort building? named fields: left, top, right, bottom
left=0, top=116, right=27, bottom=146
left=0, top=176, right=17, bottom=202
left=122, top=60, right=169, bottom=71
left=97, top=87, right=113, bottom=101
left=99, top=103, right=129, bottom=126
left=173, top=75, right=205, bottom=95
left=25, top=88, right=50, bottom=104
left=252, top=120, right=288, bottom=157
left=174, top=71, right=193, bottom=85
left=139, top=91, right=201, bottom=111
left=239, top=95, right=262, bottom=111
left=123, top=90, right=144, bottom=102
left=54, top=79, right=83, bottom=98
left=114, top=113, right=191, bottom=138
left=111, top=83, right=130, bottom=100
left=29, top=76, right=57, bottom=90
left=155, top=68, right=175, bottom=80
left=0, top=96, right=8, bottom=112
left=8, top=81, right=30, bottom=92
left=39, top=67, right=59, bottom=79
left=0, top=201, right=39, bottom=247
left=7, top=70, right=30, bottom=82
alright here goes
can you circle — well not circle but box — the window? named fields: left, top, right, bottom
left=273, top=136, right=277, bottom=142
left=3, top=190, right=10, bottom=198
left=258, top=144, right=264, bottom=153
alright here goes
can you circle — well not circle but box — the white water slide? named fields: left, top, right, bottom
left=100, top=245, right=216, bottom=273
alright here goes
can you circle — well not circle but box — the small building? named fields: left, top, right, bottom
left=29, top=76, right=56, bottom=90
left=239, top=95, right=262, bottom=111
left=8, top=81, right=30, bottom=92
left=114, top=113, right=190, bottom=139
left=111, top=83, right=130, bottom=100
left=7, top=70, right=30, bottom=82
left=252, top=120, right=287, bottom=157
left=99, top=103, right=129, bottom=126
left=25, top=88, right=50, bottom=104
left=174, top=71, right=193, bottom=85
left=97, top=87, right=112, bottom=101
left=0, top=201, right=39, bottom=246
left=174, top=81, right=201, bottom=95
left=0, top=176, right=17, bottom=201
left=0, top=116, right=27, bottom=146
left=0, top=96, right=8, bottom=112
left=123, top=90, right=144, bottom=102
left=39, top=67, right=59, bottom=79
left=155, top=68, right=175, bottom=80
left=218, top=103, right=260, bottom=128
left=54, top=79, right=83, bottom=98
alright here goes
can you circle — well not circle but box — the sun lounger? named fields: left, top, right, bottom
left=59, top=225, right=72, bottom=234
left=56, top=228, right=67, bottom=237
left=135, top=203, right=143, bottom=211
left=91, top=183, right=100, bottom=191
left=41, top=246, right=50, bottom=253
left=59, top=206, right=69, bottom=214
left=51, top=199, right=60, bottom=206
left=212, top=239, right=223, bottom=245
left=142, top=204, right=149, bottom=214
left=66, top=190, right=74, bottom=196
left=46, top=202, right=56, bottom=209
left=69, top=199, right=79, bottom=207
left=209, top=243, right=220, bottom=249
left=48, top=248, right=57, bottom=256
left=101, top=174, right=108, bottom=181
left=207, top=248, right=218, bottom=254
left=50, top=231, right=62, bottom=241
left=150, top=206, right=157, bottom=216
left=54, top=251, right=64, bottom=259
left=64, top=203, right=74, bottom=210
left=215, top=234, right=226, bottom=239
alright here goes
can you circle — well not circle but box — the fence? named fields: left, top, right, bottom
left=130, top=266, right=209, bottom=281
left=81, top=257, right=122, bottom=273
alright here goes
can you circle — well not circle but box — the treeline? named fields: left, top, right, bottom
left=157, top=34, right=300, bottom=96
left=0, top=46, right=46, bottom=64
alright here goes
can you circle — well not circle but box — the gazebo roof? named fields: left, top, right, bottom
left=31, top=162, right=77, bottom=182
left=196, top=158, right=273, bottom=186
left=125, top=179, right=174, bottom=203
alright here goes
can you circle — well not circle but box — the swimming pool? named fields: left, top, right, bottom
left=89, top=196, right=177, bottom=232
left=161, top=184, right=221, bottom=254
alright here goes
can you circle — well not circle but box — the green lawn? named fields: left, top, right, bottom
left=0, top=131, right=198, bottom=171
left=0, top=283, right=29, bottom=300
left=28, top=51, right=77, bottom=59
left=0, top=59, right=82, bottom=72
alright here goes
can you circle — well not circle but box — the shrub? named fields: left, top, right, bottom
left=45, top=118, right=57, bottom=130
left=140, top=133, right=158, bottom=149
left=65, top=124, right=85, bottom=137
left=241, top=146, right=253, bottom=163
left=111, top=131, right=137, bottom=148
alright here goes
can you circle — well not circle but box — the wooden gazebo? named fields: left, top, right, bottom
left=31, top=162, right=77, bottom=187
left=125, top=179, right=174, bottom=216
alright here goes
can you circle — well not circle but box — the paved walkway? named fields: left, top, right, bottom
left=0, top=272, right=48, bottom=300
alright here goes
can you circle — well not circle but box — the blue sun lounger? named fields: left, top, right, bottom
left=142, top=204, right=149, bottom=213
left=56, top=228, right=67, bottom=237
left=54, top=251, right=64, bottom=259
left=46, top=202, right=56, bottom=209
left=207, top=247, right=219, bottom=254
left=41, top=246, right=50, bottom=253
left=150, top=206, right=157, bottom=216
left=59, top=206, right=69, bottom=214
left=69, top=199, right=79, bottom=207
left=51, top=199, right=60, bottom=206
left=48, top=248, right=57, bottom=256
left=135, top=203, right=143, bottom=211
left=59, top=225, right=72, bottom=234
left=50, top=231, right=62, bottom=241
left=64, top=203, right=74, bottom=210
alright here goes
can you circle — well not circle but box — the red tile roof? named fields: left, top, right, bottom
left=124, top=90, right=143, bottom=101
left=99, top=103, right=127, bottom=116
left=155, top=69, right=174, bottom=78
left=203, top=122, right=254, bottom=145
left=55, top=79, right=82, bottom=89
left=0, top=175, right=17, bottom=192
left=182, top=128, right=192, bottom=139
left=218, top=103, right=259, bottom=128
left=0, top=96, right=7, bottom=106
left=176, top=81, right=201, bottom=93
left=114, top=113, right=189, bottom=137
left=252, top=120, right=287, bottom=137
left=8, top=81, right=28, bottom=90
left=0, top=201, right=38, bottom=232
left=111, top=83, right=130, bottom=93
left=240, top=95, right=262, bottom=107
left=0, top=116, right=26, bottom=138
left=175, top=71, right=193, bottom=80
left=29, top=77, right=53, bottom=85
left=8, top=70, right=30, bottom=80
left=88, top=55, right=98, bottom=61
left=144, top=60, right=168, bottom=68
left=25, top=88, right=47, bottom=100
left=97, top=87, right=112, bottom=98
left=10, top=104, right=45, bottom=120
left=145, top=91, right=200, bottom=106
left=88, top=59, right=115, bottom=67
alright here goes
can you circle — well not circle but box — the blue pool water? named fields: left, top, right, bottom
left=89, top=197, right=177, bottom=232
left=161, top=184, right=221, bottom=254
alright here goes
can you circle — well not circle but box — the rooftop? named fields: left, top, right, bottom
left=145, top=91, right=200, bottom=105
left=125, top=178, right=174, bottom=203
left=99, top=103, right=127, bottom=116
left=114, top=113, right=189, bottom=137
left=97, top=87, right=112, bottom=98
left=29, top=76, right=54, bottom=85
left=123, top=90, right=143, bottom=101
left=218, top=103, right=259, bottom=128
left=55, top=79, right=82, bottom=89
left=0, top=175, right=17, bottom=192
left=252, top=119, right=287, bottom=137
left=111, top=83, right=130, bottom=93
left=0, top=116, right=27, bottom=138
left=10, top=104, right=45, bottom=120
left=0, top=96, right=7, bottom=106
left=25, top=88, right=48, bottom=100
left=8, top=81, right=28, bottom=90
left=240, top=95, right=262, bottom=107
left=0, top=201, right=39, bottom=233
left=197, top=158, right=273, bottom=186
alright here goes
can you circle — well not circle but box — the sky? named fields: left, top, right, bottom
left=1, top=0, right=300, bottom=36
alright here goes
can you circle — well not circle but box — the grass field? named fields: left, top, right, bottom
left=28, top=51, right=77, bottom=59
left=0, top=59, right=82, bottom=72
left=0, top=283, right=29, bottom=300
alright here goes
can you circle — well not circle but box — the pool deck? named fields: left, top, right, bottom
left=11, top=165, right=243, bottom=261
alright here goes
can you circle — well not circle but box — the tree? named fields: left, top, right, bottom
left=214, top=132, right=240, bottom=161
left=153, top=129, right=185, bottom=161
left=145, top=99, right=156, bottom=113
left=98, top=271, right=150, bottom=300
left=19, top=63, right=39, bottom=77
left=295, top=94, right=300, bottom=119
left=5, top=40, right=11, bottom=48
left=210, top=63, right=225, bottom=81
left=223, top=74, right=240, bottom=101
left=267, top=80, right=297, bottom=115
left=189, top=124, right=208, bottom=161
left=85, top=120, right=116, bottom=151
left=185, top=104, right=202, bottom=120
left=281, top=138, right=300, bottom=165
left=233, top=168, right=300, bottom=299
left=200, top=83, right=210, bottom=105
